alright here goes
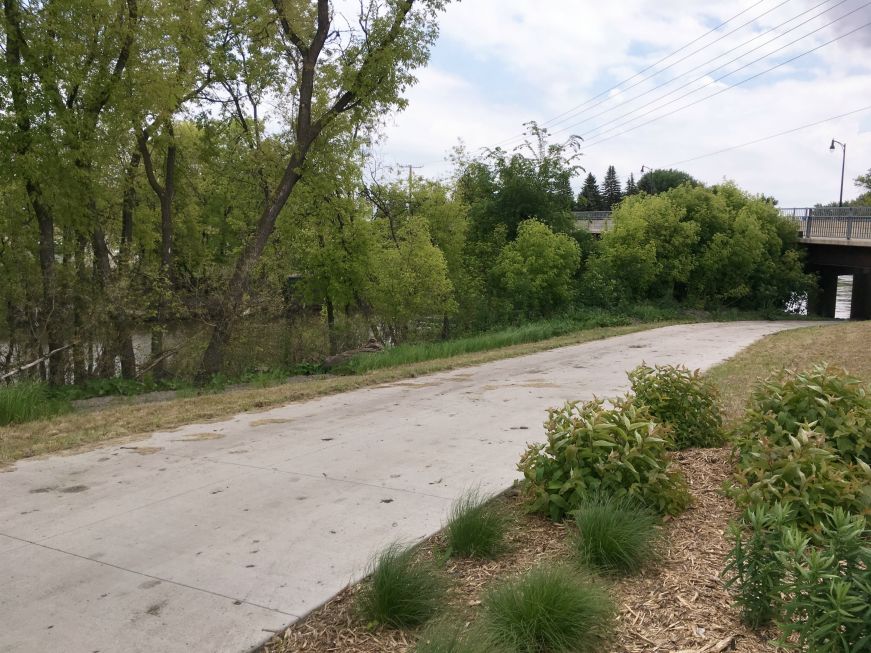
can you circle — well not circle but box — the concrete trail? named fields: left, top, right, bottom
left=0, top=322, right=820, bottom=652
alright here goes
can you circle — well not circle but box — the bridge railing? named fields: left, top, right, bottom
left=778, top=207, right=871, bottom=241
left=574, top=208, right=871, bottom=240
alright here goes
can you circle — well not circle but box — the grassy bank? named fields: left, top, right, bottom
left=0, top=322, right=661, bottom=466
left=706, top=321, right=871, bottom=426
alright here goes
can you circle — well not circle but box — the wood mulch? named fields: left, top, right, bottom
left=261, top=448, right=786, bottom=653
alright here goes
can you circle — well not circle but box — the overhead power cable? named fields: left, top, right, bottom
left=577, top=15, right=871, bottom=150
left=541, top=0, right=794, bottom=133
left=489, top=0, right=772, bottom=148
left=558, top=0, right=844, bottom=137
left=666, top=104, right=871, bottom=166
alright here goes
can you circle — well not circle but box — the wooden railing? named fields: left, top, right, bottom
left=574, top=207, right=871, bottom=241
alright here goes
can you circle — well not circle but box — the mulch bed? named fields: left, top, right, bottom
left=261, top=448, right=785, bottom=653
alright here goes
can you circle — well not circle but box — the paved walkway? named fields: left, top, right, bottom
left=0, top=322, right=821, bottom=652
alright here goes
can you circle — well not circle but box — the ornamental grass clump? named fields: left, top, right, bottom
left=518, top=396, right=691, bottom=521
left=415, top=620, right=490, bottom=653
left=572, top=494, right=661, bottom=575
left=444, top=490, right=509, bottom=559
left=356, top=542, right=445, bottom=629
left=479, top=564, right=614, bottom=653
left=628, top=363, right=724, bottom=449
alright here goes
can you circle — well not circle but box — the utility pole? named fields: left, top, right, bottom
left=403, top=163, right=424, bottom=213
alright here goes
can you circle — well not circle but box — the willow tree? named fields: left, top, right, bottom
left=198, top=0, right=448, bottom=376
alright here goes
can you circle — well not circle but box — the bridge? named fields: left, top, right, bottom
left=573, top=206, right=871, bottom=320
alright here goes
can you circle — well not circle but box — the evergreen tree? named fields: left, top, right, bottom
left=625, top=173, right=638, bottom=196
left=601, top=165, right=623, bottom=208
left=577, top=173, right=603, bottom=211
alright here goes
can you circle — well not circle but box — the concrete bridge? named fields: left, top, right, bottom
left=573, top=206, right=871, bottom=319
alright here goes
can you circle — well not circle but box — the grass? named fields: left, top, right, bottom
left=0, top=383, right=71, bottom=426
left=0, top=322, right=659, bottom=466
left=415, top=621, right=491, bottom=653
left=571, top=494, right=661, bottom=575
left=356, top=542, right=445, bottom=629
left=705, top=322, right=871, bottom=427
left=478, top=564, right=614, bottom=653
left=445, top=490, right=509, bottom=559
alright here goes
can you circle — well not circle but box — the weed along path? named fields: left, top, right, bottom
left=0, top=321, right=825, bottom=653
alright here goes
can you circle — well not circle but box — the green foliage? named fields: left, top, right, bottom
left=0, top=383, right=71, bottom=426
left=444, top=490, right=509, bottom=559
left=356, top=542, right=446, bottom=629
left=583, top=183, right=813, bottom=311
left=415, top=621, right=490, bottom=653
left=518, top=396, right=691, bottom=521
left=776, top=510, right=871, bottom=653
left=479, top=565, right=614, bottom=653
left=729, top=424, right=870, bottom=531
left=600, top=165, right=623, bottom=209
left=577, top=173, right=603, bottom=211
left=492, top=219, right=581, bottom=319
left=723, top=502, right=794, bottom=628
left=636, top=168, right=699, bottom=195
left=571, top=494, right=661, bottom=575
left=343, top=312, right=631, bottom=374
left=628, top=363, right=724, bottom=449
left=735, top=364, right=871, bottom=465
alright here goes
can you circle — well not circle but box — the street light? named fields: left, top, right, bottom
left=829, top=139, right=846, bottom=207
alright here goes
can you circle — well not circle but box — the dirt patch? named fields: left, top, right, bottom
left=173, top=432, right=224, bottom=442
left=261, top=448, right=779, bottom=653
left=120, top=446, right=164, bottom=455
left=250, top=418, right=294, bottom=427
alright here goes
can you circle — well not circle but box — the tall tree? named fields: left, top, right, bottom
left=577, top=173, right=603, bottom=211
left=637, top=168, right=699, bottom=195
left=601, top=165, right=622, bottom=208
left=198, top=0, right=448, bottom=377
left=625, top=172, right=638, bottom=196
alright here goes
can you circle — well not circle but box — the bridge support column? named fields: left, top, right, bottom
left=850, top=270, right=871, bottom=320
left=808, top=267, right=838, bottom=318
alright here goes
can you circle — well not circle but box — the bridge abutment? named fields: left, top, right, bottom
left=850, top=270, right=871, bottom=320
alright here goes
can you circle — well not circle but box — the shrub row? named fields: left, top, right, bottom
left=723, top=364, right=871, bottom=652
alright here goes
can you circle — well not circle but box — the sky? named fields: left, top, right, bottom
left=373, top=0, right=871, bottom=206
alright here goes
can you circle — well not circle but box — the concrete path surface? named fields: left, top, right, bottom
left=0, top=322, right=820, bottom=652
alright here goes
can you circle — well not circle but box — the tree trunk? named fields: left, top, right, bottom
left=326, top=297, right=337, bottom=355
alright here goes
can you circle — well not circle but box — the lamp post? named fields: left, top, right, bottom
left=640, top=165, right=654, bottom=193
left=829, top=139, right=846, bottom=207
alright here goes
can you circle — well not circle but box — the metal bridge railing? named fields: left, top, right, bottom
left=574, top=208, right=871, bottom=241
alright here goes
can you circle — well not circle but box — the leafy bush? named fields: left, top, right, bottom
left=729, top=425, right=871, bottom=531
left=572, top=494, right=661, bottom=575
left=776, top=510, right=871, bottom=653
left=735, top=364, right=871, bottom=466
left=445, top=490, right=509, bottom=559
left=0, top=383, right=71, bottom=426
left=356, top=542, right=445, bottom=628
left=723, top=502, right=794, bottom=628
left=518, top=396, right=691, bottom=521
left=628, top=363, right=724, bottom=449
left=479, top=565, right=614, bottom=653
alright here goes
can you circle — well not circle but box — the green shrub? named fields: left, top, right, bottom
left=518, top=396, right=691, bottom=521
left=628, top=363, right=724, bottom=449
left=729, top=424, right=871, bottom=531
left=735, top=364, right=871, bottom=466
left=445, top=490, right=509, bottom=559
left=571, top=494, right=661, bottom=575
left=479, top=565, right=614, bottom=653
left=0, top=382, right=71, bottom=426
left=776, top=510, right=871, bottom=652
left=356, top=542, right=445, bottom=629
left=723, top=502, right=793, bottom=628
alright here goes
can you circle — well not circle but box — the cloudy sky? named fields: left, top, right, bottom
left=375, top=0, right=871, bottom=206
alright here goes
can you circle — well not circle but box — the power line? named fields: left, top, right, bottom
left=490, top=0, right=772, bottom=148
left=553, top=0, right=844, bottom=138
left=666, top=104, right=871, bottom=166
left=541, top=0, right=794, bottom=133
left=578, top=15, right=871, bottom=150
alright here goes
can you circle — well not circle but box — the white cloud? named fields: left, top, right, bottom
left=375, top=0, right=871, bottom=205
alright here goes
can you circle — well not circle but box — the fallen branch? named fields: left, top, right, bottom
left=0, top=344, right=74, bottom=382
